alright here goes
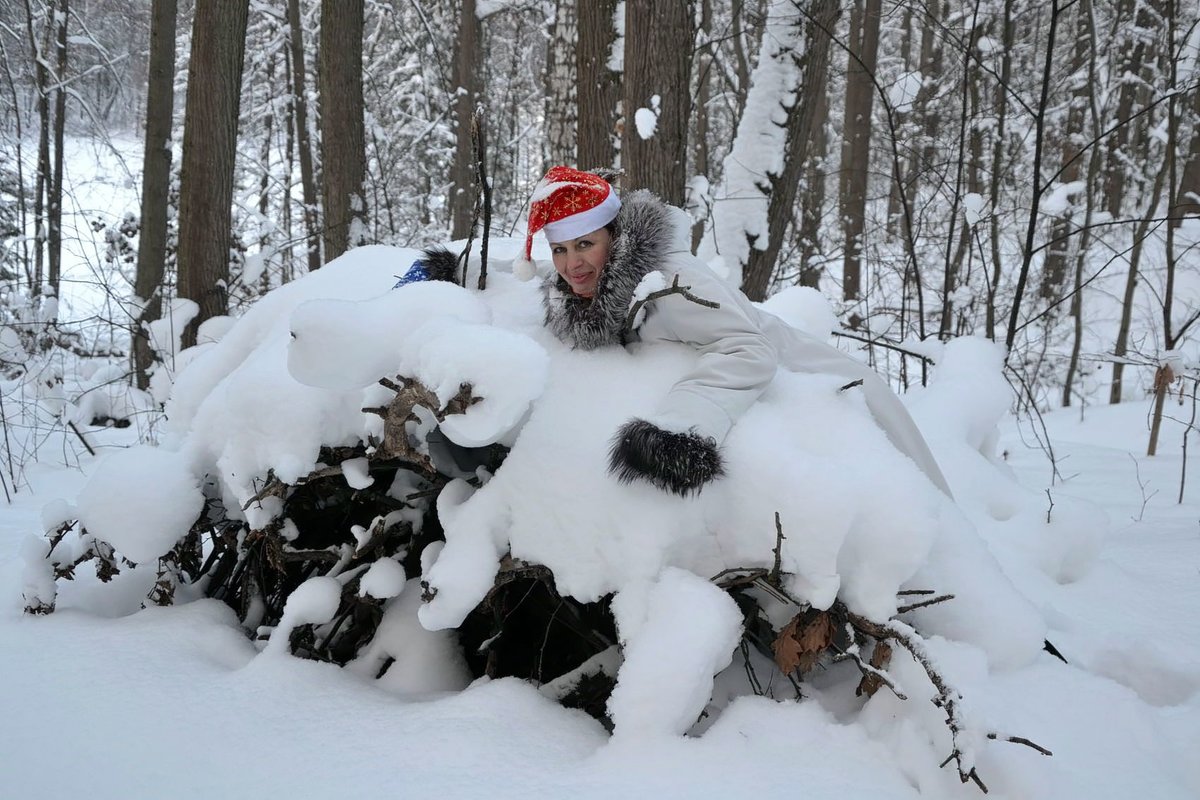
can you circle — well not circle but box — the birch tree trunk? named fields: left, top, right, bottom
left=544, top=0, right=576, bottom=168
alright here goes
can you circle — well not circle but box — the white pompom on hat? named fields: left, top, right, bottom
left=512, top=166, right=621, bottom=281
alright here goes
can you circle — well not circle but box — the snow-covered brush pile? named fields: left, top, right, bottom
left=22, top=245, right=1070, bottom=791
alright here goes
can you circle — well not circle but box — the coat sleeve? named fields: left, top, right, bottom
left=643, top=263, right=778, bottom=444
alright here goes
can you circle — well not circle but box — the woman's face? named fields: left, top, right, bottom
left=550, top=226, right=611, bottom=298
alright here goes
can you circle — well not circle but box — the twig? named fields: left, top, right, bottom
left=66, top=421, right=95, bottom=456
left=838, top=378, right=864, bottom=393
left=896, top=594, right=955, bottom=614
left=471, top=106, right=491, bottom=291
left=770, top=512, right=785, bottom=586
left=987, top=732, right=1053, bottom=757
left=621, top=275, right=720, bottom=341
left=832, top=330, right=934, bottom=364
left=1128, top=453, right=1158, bottom=522
left=1181, top=377, right=1198, bottom=504
left=1045, top=489, right=1054, bottom=524
left=833, top=624, right=908, bottom=701
left=740, top=639, right=765, bottom=696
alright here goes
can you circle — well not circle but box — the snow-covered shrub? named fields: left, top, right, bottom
left=24, top=243, right=1067, bottom=788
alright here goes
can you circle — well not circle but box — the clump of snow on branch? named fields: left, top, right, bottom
left=75, top=445, right=203, bottom=564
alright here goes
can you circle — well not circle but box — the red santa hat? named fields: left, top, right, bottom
left=512, top=166, right=621, bottom=281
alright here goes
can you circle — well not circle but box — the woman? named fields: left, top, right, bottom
left=514, top=166, right=952, bottom=499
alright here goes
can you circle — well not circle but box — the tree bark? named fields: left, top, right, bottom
left=133, top=0, right=177, bottom=389
left=48, top=0, right=67, bottom=297
left=319, top=0, right=366, bottom=261
left=797, top=78, right=829, bottom=288
left=176, top=0, right=249, bottom=346
left=287, top=0, right=321, bottom=273
left=544, top=0, right=576, bottom=168
left=22, top=0, right=50, bottom=295
left=621, top=0, right=693, bottom=206
left=1041, top=1, right=1091, bottom=301
left=576, top=0, right=619, bottom=171
left=741, top=0, right=840, bottom=301
left=449, top=0, right=482, bottom=240
left=839, top=0, right=882, bottom=302
left=691, top=0, right=714, bottom=252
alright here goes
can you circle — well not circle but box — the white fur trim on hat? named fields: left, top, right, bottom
left=512, top=255, right=538, bottom=281
left=542, top=190, right=622, bottom=243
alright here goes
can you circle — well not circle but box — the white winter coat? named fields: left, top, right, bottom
left=541, top=191, right=951, bottom=497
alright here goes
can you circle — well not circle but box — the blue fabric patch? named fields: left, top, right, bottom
left=393, top=260, right=430, bottom=289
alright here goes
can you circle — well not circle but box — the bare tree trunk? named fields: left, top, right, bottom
left=319, top=0, right=365, bottom=261
left=839, top=0, right=882, bottom=302
left=286, top=0, right=321, bottom=273
left=985, top=0, right=1014, bottom=340
left=576, top=0, right=619, bottom=171
left=797, top=77, right=829, bottom=288
left=938, top=0, right=981, bottom=339
left=886, top=6, right=914, bottom=239
left=740, top=0, right=840, bottom=301
left=730, top=0, right=752, bottom=120
left=1148, top=1, right=1182, bottom=455
left=22, top=0, right=50, bottom=295
left=1006, top=0, right=1063, bottom=352
left=258, top=52, right=275, bottom=258
left=622, top=0, right=693, bottom=205
left=450, top=0, right=482, bottom=240
left=1062, top=1, right=1102, bottom=408
left=133, top=0, right=177, bottom=390
left=48, top=0, right=67, bottom=297
left=691, top=0, right=713, bottom=252
left=176, top=0, right=249, bottom=347
left=1102, top=0, right=1148, bottom=220
left=0, top=39, right=32, bottom=287
left=1042, top=1, right=1091, bottom=301
left=544, top=0, right=576, bottom=167
left=1109, top=162, right=1168, bottom=403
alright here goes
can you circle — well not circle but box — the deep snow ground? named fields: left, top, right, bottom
left=0, top=399, right=1197, bottom=799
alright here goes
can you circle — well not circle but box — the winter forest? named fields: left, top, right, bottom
left=1, top=0, right=1199, bottom=798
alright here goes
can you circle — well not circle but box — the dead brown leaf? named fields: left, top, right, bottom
left=773, top=610, right=835, bottom=675
left=857, top=640, right=893, bottom=697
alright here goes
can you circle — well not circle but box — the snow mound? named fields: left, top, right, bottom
left=39, top=244, right=1055, bottom=746
left=75, top=445, right=204, bottom=564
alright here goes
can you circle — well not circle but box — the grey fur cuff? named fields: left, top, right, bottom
left=607, top=419, right=724, bottom=497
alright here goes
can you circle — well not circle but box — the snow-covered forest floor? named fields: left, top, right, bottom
left=1, top=399, right=1197, bottom=799
left=2, top=132, right=1199, bottom=798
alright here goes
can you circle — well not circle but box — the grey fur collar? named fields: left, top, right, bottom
left=542, top=190, right=674, bottom=350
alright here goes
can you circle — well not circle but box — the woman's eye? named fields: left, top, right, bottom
left=577, top=240, right=592, bottom=249
left=552, top=246, right=565, bottom=254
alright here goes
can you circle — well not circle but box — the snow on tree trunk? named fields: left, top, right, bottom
left=714, top=0, right=839, bottom=299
